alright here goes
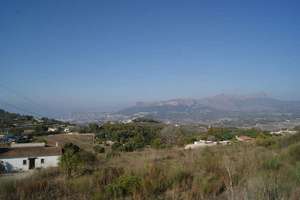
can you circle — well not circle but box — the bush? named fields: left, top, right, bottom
left=263, top=156, right=281, bottom=171
left=279, top=133, right=300, bottom=148
left=78, top=151, right=97, bottom=174
left=256, top=137, right=277, bottom=148
left=151, top=138, right=163, bottom=149
left=111, top=142, right=122, bottom=151
left=288, top=143, right=300, bottom=163
left=105, top=175, right=141, bottom=198
left=0, top=162, right=5, bottom=174
left=293, top=162, right=300, bottom=184
left=94, top=145, right=105, bottom=154
left=122, top=142, right=135, bottom=152
left=59, top=143, right=82, bottom=178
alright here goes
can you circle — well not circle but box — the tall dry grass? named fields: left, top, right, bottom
left=2, top=135, right=300, bottom=199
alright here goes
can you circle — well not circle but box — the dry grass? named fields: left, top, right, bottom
left=43, top=134, right=95, bottom=151
left=2, top=135, right=300, bottom=200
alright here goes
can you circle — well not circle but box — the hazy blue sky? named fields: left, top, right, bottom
left=0, top=0, right=300, bottom=116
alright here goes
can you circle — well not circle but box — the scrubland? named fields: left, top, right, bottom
left=2, top=132, right=300, bottom=200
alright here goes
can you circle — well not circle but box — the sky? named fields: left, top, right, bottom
left=0, top=0, right=300, bottom=117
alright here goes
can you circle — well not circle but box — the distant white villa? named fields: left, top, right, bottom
left=64, top=127, right=71, bottom=133
left=48, top=127, right=58, bottom=132
left=122, top=119, right=133, bottom=124
left=184, top=140, right=230, bottom=150
left=0, top=143, right=61, bottom=173
left=270, top=130, right=298, bottom=135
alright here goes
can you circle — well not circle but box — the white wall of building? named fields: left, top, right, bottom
left=184, top=140, right=230, bottom=150
left=1, top=155, right=60, bottom=172
left=11, top=143, right=45, bottom=148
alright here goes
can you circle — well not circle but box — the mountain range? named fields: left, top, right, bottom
left=118, top=94, right=300, bottom=123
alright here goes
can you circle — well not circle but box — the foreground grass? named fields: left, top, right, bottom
left=2, top=134, right=300, bottom=200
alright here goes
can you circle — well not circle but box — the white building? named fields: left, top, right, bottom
left=270, top=130, right=298, bottom=136
left=48, top=127, right=58, bottom=132
left=184, top=140, right=230, bottom=150
left=64, top=127, right=71, bottom=133
left=122, top=119, right=133, bottom=124
left=0, top=143, right=61, bottom=173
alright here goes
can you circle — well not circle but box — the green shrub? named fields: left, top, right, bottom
left=263, top=156, right=281, bottom=171
left=0, top=162, right=5, bottom=174
left=94, top=145, right=105, bottom=153
left=256, top=137, right=277, bottom=148
left=105, top=175, right=141, bottom=198
left=79, top=151, right=96, bottom=165
left=288, top=143, right=300, bottom=163
left=122, top=142, right=135, bottom=152
left=151, top=138, right=163, bottom=149
left=293, top=162, right=300, bottom=184
left=279, top=133, right=300, bottom=148
left=111, top=142, right=122, bottom=151
left=60, top=143, right=83, bottom=178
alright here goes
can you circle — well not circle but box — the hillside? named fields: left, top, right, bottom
left=0, top=109, right=71, bottom=135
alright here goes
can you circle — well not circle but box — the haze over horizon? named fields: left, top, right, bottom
left=1, top=0, right=300, bottom=117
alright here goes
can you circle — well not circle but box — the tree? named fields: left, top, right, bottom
left=151, top=138, right=163, bottom=149
left=33, top=125, right=48, bottom=136
left=59, top=143, right=82, bottom=178
left=0, top=161, right=5, bottom=174
left=88, top=123, right=100, bottom=133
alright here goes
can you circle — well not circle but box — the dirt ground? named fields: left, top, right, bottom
left=42, top=133, right=95, bottom=151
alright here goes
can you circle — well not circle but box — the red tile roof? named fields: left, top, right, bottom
left=0, top=147, right=62, bottom=159
left=236, top=135, right=254, bottom=142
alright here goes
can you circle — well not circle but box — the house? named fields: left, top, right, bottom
left=184, top=140, right=230, bottom=150
left=121, top=119, right=133, bottom=124
left=270, top=130, right=298, bottom=136
left=64, top=127, right=71, bottom=133
left=0, top=143, right=61, bottom=173
left=48, top=127, right=58, bottom=132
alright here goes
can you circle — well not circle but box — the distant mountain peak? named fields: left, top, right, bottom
left=209, top=92, right=270, bottom=100
left=135, top=93, right=272, bottom=108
